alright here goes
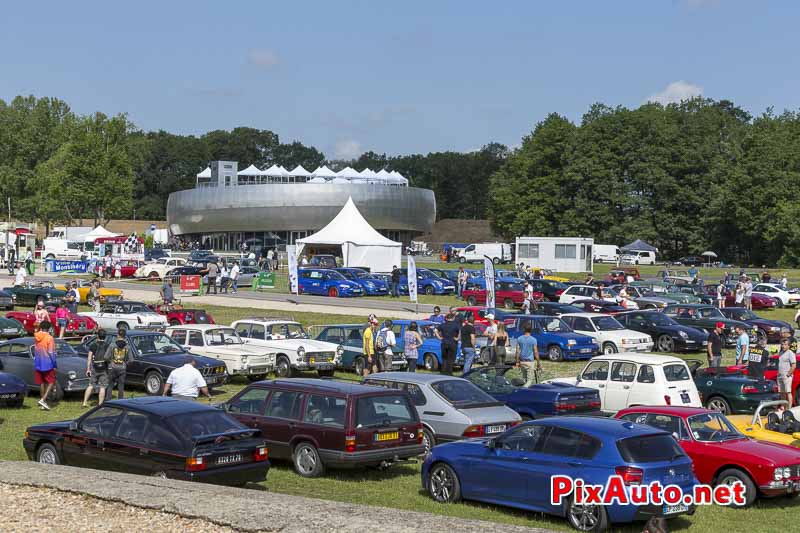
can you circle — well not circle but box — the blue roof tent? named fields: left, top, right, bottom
left=620, top=239, right=658, bottom=252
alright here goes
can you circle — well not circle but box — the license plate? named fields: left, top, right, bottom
left=663, top=503, right=688, bottom=515
left=680, top=392, right=690, bottom=404
left=580, top=348, right=592, bottom=353
left=375, top=431, right=399, bottom=442
left=486, top=424, right=506, bottom=434
left=309, top=357, right=315, bottom=364
left=2, top=328, right=16, bottom=334
left=701, top=341, right=707, bottom=345
left=0, top=393, right=17, bottom=399
left=207, top=376, right=219, bottom=384
left=216, top=454, right=242, bottom=465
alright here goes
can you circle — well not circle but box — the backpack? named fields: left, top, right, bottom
left=376, top=329, right=388, bottom=351
left=92, top=341, right=108, bottom=368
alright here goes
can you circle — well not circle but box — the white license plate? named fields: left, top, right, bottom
left=216, top=454, right=242, bottom=465
left=680, top=392, right=691, bottom=404
left=702, top=341, right=708, bottom=346
left=580, top=348, right=592, bottom=353
left=663, top=503, right=688, bottom=515
left=0, top=393, right=17, bottom=399
left=2, top=328, right=16, bottom=334
left=486, top=424, right=506, bottom=434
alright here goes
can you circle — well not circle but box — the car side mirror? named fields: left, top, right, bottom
left=672, top=432, right=680, bottom=441
left=69, top=421, right=78, bottom=431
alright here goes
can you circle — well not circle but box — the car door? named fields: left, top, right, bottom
left=0, top=342, right=35, bottom=388
left=105, top=409, right=155, bottom=474
left=604, top=361, right=636, bottom=412
left=62, top=406, right=125, bottom=469
left=577, top=360, right=609, bottom=403
left=251, top=389, right=304, bottom=459
left=227, top=385, right=271, bottom=432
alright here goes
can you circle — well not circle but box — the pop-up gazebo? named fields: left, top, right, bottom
left=296, top=197, right=401, bottom=272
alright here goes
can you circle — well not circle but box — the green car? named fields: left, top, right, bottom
left=630, top=281, right=699, bottom=304
left=663, top=304, right=755, bottom=347
left=0, top=316, right=25, bottom=339
left=7, top=282, right=67, bottom=307
left=693, top=364, right=779, bottom=414
left=666, top=284, right=714, bottom=305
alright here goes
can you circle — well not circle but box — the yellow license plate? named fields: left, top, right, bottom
left=375, top=431, right=399, bottom=442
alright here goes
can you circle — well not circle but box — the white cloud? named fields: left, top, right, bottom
left=334, top=139, right=362, bottom=160
left=646, top=80, right=703, bottom=105
left=247, top=49, right=279, bottom=69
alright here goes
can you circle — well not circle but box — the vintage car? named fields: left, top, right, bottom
left=0, top=316, right=25, bottom=340
left=8, top=281, right=67, bottom=307
left=422, top=417, right=696, bottom=530
left=500, top=315, right=598, bottom=362
left=605, top=285, right=671, bottom=310
left=149, top=303, right=215, bottom=326
left=463, top=365, right=601, bottom=419
left=547, top=353, right=703, bottom=415
left=719, top=307, right=793, bottom=344
left=728, top=401, right=800, bottom=449
left=462, top=281, right=543, bottom=309
left=692, top=364, right=779, bottom=414
left=388, top=319, right=458, bottom=371
left=753, top=282, right=800, bottom=307
left=0, top=370, right=27, bottom=407
left=75, top=331, right=228, bottom=395
left=666, top=284, right=714, bottom=305
left=232, top=318, right=343, bottom=378
left=164, top=265, right=205, bottom=283
left=24, top=397, right=270, bottom=485
left=81, top=300, right=169, bottom=331
left=7, top=306, right=97, bottom=338
left=55, top=279, right=122, bottom=304
left=0, top=288, right=16, bottom=311
left=558, top=284, right=616, bottom=305
left=144, top=248, right=170, bottom=262
left=297, top=268, right=363, bottom=297
left=658, top=269, right=695, bottom=283
left=709, top=284, right=779, bottom=310
left=561, top=313, right=653, bottom=354
left=616, top=406, right=800, bottom=507
left=165, top=325, right=275, bottom=380
left=332, top=268, right=389, bottom=296
left=604, top=268, right=641, bottom=284
left=135, top=257, right=188, bottom=280
left=663, top=304, right=756, bottom=346
left=615, top=310, right=708, bottom=352
left=313, top=323, right=406, bottom=373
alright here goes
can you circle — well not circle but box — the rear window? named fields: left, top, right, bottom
left=168, top=410, right=245, bottom=441
left=617, top=434, right=684, bottom=463
left=431, top=379, right=501, bottom=407
left=356, top=395, right=415, bottom=428
left=664, top=364, right=690, bottom=381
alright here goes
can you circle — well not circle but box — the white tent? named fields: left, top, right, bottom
left=263, top=164, right=286, bottom=177
left=288, top=165, right=311, bottom=177
left=375, top=169, right=392, bottom=180
left=312, top=165, right=337, bottom=179
left=336, top=166, right=361, bottom=179
left=82, top=225, right=120, bottom=242
left=237, top=164, right=262, bottom=176
left=389, top=171, right=409, bottom=185
left=307, top=176, right=327, bottom=183
left=359, top=168, right=377, bottom=178
left=297, top=197, right=401, bottom=272
left=197, top=167, right=211, bottom=178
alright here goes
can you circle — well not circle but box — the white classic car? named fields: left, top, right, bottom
left=165, top=324, right=276, bottom=380
left=560, top=313, right=653, bottom=354
left=134, top=257, right=187, bottom=280
left=80, top=300, right=168, bottom=331
left=231, top=318, right=344, bottom=378
left=753, top=283, right=800, bottom=307
left=547, top=353, right=702, bottom=415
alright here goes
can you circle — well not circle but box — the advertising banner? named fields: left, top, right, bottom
left=407, top=256, right=418, bottom=302
left=287, top=245, right=299, bottom=294
left=484, top=256, right=496, bottom=309
left=180, top=275, right=201, bottom=293
left=45, top=260, right=89, bottom=273
left=251, top=271, right=275, bottom=290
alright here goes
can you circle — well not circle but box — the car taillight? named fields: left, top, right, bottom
left=252, top=446, right=269, bottom=462
left=417, top=427, right=424, bottom=444
left=589, top=400, right=601, bottom=408
left=773, top=384, right=779, bottom=393
left=185, top=457, right=206, bottom=471
left=555, top=400, right=577, bottom=411
left=555, top=289, right=564, bottom=296
left=664, top=395, right=672, bottom=405
left=615, top=466, right=643, bottom=485
left=345, top=434, right=356, bottom=453
left=462, top=425, right=485, bottom=438
left=742, top=385, right=759, bottom=394
left=509, top=420, right=521, bottom=427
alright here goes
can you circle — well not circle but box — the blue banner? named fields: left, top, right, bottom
left=46, top=260, right=89, bottom=273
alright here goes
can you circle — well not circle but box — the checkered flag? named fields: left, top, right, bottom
left=125, top=233, right=138, bottom=251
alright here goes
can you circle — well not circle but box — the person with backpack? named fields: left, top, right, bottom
left=376, top=319, right=396, bottom=372
left=106, top=329, right=133, bottom=399
left=82, top=329, right=111, bottom=407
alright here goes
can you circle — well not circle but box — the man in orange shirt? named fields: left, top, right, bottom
left=33, top=321, right=57, bottom=410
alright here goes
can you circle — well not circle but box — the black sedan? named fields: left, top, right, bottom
left=532, top=302, right=584, bottom=316
left=0, top=288, right=15, bottom=310
left=165, top=265, right=205, bottom=282
left=673, top=256, right=705, bottom=267
left=570, top=299, right=627, bottom=314
left=719, top=307, right=794, bottom=344
left=0, top=370, right=27, bottom=407
left=527, top=279, right=570, bottom=302
left=75, top=331, right=228, bottom=395
left=0, top=338, right=91, bottom=402
left=24, top=397, right=270, bottom=486
left=615, top=310, right=709, bottom=352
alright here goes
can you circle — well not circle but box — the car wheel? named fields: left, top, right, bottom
left=466, top=296, right=477, bottom=306
left=421, top=428, right=436, bottom=455
left=47, top=382, right=64, bottom=403
left=492, top=257, right=500, bottom=265
left=116, top=322, right=129, bottom=331
left=318, top=369, right=335, bottom=378
left=424, top=353, right=439, bottom=371
left=328, top=287, right=338, bottom=297
left=293, top=441, right=324, bottom=478
left=716, top=468, right=757, bottom=507
left=275, top=356, right=295, bottom=378
left=424, top=285, right=435, bottom=295
left=566, top=493, right=608, bottom=532
left=479, top=347, right=490, bottom=364
left=756, top=329, right=767, bottom=345
left=36, top=443, right=61, bottom=465
left=353, top=357, right=366, bottom=375
left=428, top=462, right=461, bottom=503
left=602, top=342, right=617, bottom=355
left=148, top=272, right=160, bottom=280
left=706, top=396, right=731, bottom=414
left=145, top=371, right=164, bottom=395
left=169, top=319, right=181, bottom=326
left=657, top=334, right=675, bottom=352
left=547, top=345, right=563, bottom=362
left=503, top=298, right=514, bottom=309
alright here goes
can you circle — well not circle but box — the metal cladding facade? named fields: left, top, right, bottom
left=166, top=183, right=436, bottom=236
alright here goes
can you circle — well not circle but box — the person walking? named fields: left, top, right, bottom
left=434, top=313, right=460, bottom=375
left=88, top=280, right=101, bottom=313
left=65, top=291, right=78, bottom=314
left=390, top=266, right=401, bottom=298
left=778, top=338, right=797, bottom=407
left=716, top=280, right=726, bottom=309
left=230, top=261, right=240, bottom=293
left=362, top=315, right=379, bottom=376
left=6, top=247, right=15, bottom=275
left=460, top=315, right=477, bottom=375
left=457, top=267, right=468, bottom=299
left=82, top=329, right=111, bottom=407
left=55, top=302, right=69, bottom=339
left=781, top=273, right=789, bottom=289
left=734, top=281, right=745, bottom=307
left=25, top=249, right=33, bottom=275
left=218, top=261, right=230, bottom=294
left=515, top=324, right=541, bottom=386
left=103, top=254, right=113, bottom=279
left=160, top=278, right=174, bottom=306
left=494, top=323, right=509, bottom=365
left=204, top=260, right=219, bottom=294
left=106, top=329, right=133, bottom=399
left=113, top=260, right=122, bottom=280
left=33, top=321, right=57, bottom=410
left=403, top=321, right=423, bottom=372
left=163, top=356, right=212, bottom=401
left=484, top=314, right=498, bottom=365
left=707, top=322, right=724, bottom=368
left=376, top=320, right=396, bottom=372
left=14, top=261, right=26, bottom=286
left=734, top=324, right=750, bottom=365
left=271, top=247, right=278, bottom=270
left=266, top=248, right=274, bottom=271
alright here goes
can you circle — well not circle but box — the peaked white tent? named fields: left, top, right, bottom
left=336, top=167, right=361, bottom=179
left=331, top=176, right=350, bottom=183
left=297, top=197, right=401, bottom=272
left=307, top=176, right=327, bottom=183
left=237, top=164, right=262, bottom=176
left=312, top=165, right=337, bottom=179
left=288, top=165, right=312, bottom=177
left=82, top=225, right=120, bottom=242
left=197, top=167, right=211, bottom=178
left=263, top=164, right=287, bottom=177
left=389, top=171, right=409, bottom=186
left=375, top=169, right=392, bottom=180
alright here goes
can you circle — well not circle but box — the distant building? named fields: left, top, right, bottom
left=515, top=236, right=594, bottom=273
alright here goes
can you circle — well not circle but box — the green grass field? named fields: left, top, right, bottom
left=1, top=303, right=799, bottom=531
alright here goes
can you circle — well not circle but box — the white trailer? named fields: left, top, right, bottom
left=515, top=236, right=594, bottom=273
left=593, top=244, right=620, bottom=264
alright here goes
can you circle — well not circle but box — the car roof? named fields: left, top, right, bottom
left=166, top=324, right=230, bottom=331
left=368, top=372, right=464, bottom=385
left=252, top=378, right=386, bottom=395
left=561, top=312, right=609, bottom=319
left=103, top=300, right=148, bottom=306
left=568, top=285, right=596, bottom=289
left=617, top=405, right=711, bottom=418
left=588, top=353, right=687, bottom=365
left=664, top=303, right=712, bottom=308
left=390, top=319, right=435, bottom=326
left=533, top=415, right=667, bottom=439
left=103, top=396, right=216, bottom=416
left=233, top=318, right=300, bottom=325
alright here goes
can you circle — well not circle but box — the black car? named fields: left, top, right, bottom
left=23, top=397, right=270, bottom=485
left=165, top=265, right=205, bottom=282
left=532, top=302, right=584, bottom=316
left=0, top=370, right=27, bottom=407
left=571, top=299, right=627, bottom=314
left=144, top=248, right=171, bottom=262
left=719, top=307, right=794, bottom=344
left=526, top=279, right=569, bottom=302
left=615, top=310, right=709, bottom=352
left=673, top=256, right=705, bottom=267
left=0, top=288, right=15, bottom=310
left=75, top=331, right=228, bottom=395
left=189, top=249, right=216, bottom=261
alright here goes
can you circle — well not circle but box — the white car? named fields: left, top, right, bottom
left=752, top=283, right=800, bottom=307
left=558, top=284, right=616, bottom=305
left=560, top=313, right=653, bottom=354
left=165, top=324, right=276, bottom=379
left=620, top=250, right=657, bottom=265
left=134, top=257, right=187, bottom=280
left=547, top=353, right=702, bottom=414
left=231, top=318, right=344, bottom=378
left=81, top=300, right=168, bottom=330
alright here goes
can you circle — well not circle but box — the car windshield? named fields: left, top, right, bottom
left=337, top=270, right=356, bottom=280
left=169, top=411, right=245, bottom=441
left=431, top=379, right=501, bottom=407
left=591, top=316, right=625, bottom=331
left=272, top=323, right=308, bottom=339
left=418, top=270, right=436, bottom=279
left=131, top=334, right=184, bottom=356
left=646, top=313, right=678, bottom=326
left=354, top=270, right=372, bottom=279
left=536, top=317, right=573, bottom=333
left=687, top=412, right=743, bottom=442
left=697, top=307, right=724, bottom=319
left=55, top=340, right=79, bottom=357
left=205, top=328, right=243, bottom=345
left=729, top=309, right=757, bottom=320
left=128, top=304, right=157, bottom=314
left=325, top=271, right=346, bottom=281
left=355, top=394, right=416, bottom=428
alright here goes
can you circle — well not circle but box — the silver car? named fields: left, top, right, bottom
left=364, top=372, right=521, bottom=453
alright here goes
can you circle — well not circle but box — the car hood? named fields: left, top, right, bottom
left=251, top=338, right=338, bottom=351
left=0, top=372, right=27, bottom=389
left=598, top=329, right=652, bottom=341
left=662, top=324, right=708, bottom=339
left=197, top=344, right=273, bottom=356
left=709, top=436, right=800, bottom=464
left=140, top=352, right=224, bottom=368
left=28, top=420, right=72, bottom=433
left=56, top=356, right=95, bottom=373
left=538, top=332, right=594, bottom=344
left=749, top=318, right=792, bottom=330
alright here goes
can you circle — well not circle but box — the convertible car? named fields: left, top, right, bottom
left=728, top=400, right=800, bottom=448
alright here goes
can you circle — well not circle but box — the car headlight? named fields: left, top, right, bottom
left=364, top=282, right=375, bottom=289
left=567, top=339, right=576, bottom=346
left=68, top=371, right=77, bottom=380
left=679, top=331, right=688, bottom=339
left=297, top=346, right=305, bottom=357
left=241, top=355, right=248, bottom=364
left=337, top=345, right=344, bottom=357
left=770, top=326, right=781, bottom=331
left=774, top=468, right=784, bottom=481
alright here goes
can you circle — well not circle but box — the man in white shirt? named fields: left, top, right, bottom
left=377, top=319, right=396, bottom=372
left=230, top=261, right=240, bottom=293
left=14, top=262, right=26, bottom=286
left=163, top=357, right=212, bottom=401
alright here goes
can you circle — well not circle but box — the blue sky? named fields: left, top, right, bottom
left=2, top=0, right=798, bottom=159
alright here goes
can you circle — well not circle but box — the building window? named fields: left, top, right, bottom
left=555, top=244, right=576, bottom=259
left=580, top=245, right=586, bottom=260
left=225, top=176, right=231, bottom=187
left=518, top=243, right=539, bottom=259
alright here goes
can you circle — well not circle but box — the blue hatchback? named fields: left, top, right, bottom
left=298, top=268, right=364, bottom=297
left=504, top=315, right=598, bottom=362
left=333, top=268, right=389, bottom=296
left=422, top=417, right=697, bottom=531
left=389, top=319, right=463, bottom=371
left=397, top=269, right=456, bottom=296
left=0, top=370, right=27, bottom=407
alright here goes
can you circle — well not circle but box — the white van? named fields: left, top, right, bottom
left=457, top=243, right=512, bottom=264
left=42, top=238, right=85, bottom=261
left=621, top=250, right=656, bottom=265
left=593, top=244, right=620, bottom=263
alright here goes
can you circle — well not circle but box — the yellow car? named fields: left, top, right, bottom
left=728, top=400, right=800, bottom=448
left=55, top=280, right=123, bottom=304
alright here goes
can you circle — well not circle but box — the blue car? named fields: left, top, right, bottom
left=390, top=319, right=463, bottom=371
left=463, top=365, right=601, bottom=419
left=397, top=269, right=456, bottom=296
left=0, top=370, right=27, bottom=407
left=422, top=417, right=697, bottom=531
left=298, top=268, right=364, bottom=297
left=333, top=268, right=389, bottom=296
left=501, top=315, right=598, bottom=362
left=467, top=274, right=525, bottom=289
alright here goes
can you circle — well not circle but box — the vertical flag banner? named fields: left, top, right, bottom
left=484, top=256, right=496, bottom=308
left=287, top=245, right=299, bottom=294
left=407, top=256, right=418, bottom=302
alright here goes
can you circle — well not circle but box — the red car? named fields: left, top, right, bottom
left=119, top=260, right=144, bottom=278
left=616, top=406, right=800, bottom=506
left=7, top=307, right=98, bottom=338
left=704, top=285, right=778, bottom=310
left=148, top=304, right=215, bottom=326
left=604, top=268, right=641, bottom=284
left=732, top=352, right=800, bottom=405
left=462, top=281, right=543, bottom=309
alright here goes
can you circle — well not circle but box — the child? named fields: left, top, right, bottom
left=114, top=261, right=122, bottom=279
